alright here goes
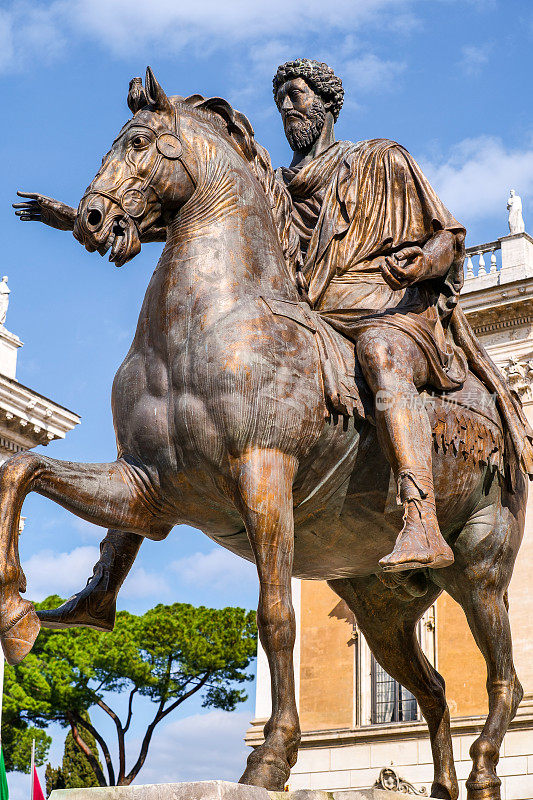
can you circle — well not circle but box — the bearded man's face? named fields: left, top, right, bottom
left=276, top=77, right=327, bottom=153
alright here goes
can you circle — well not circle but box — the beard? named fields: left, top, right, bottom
left=284, top=99, right=326, bottom=152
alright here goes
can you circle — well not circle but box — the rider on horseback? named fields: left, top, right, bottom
left=274, top=58, right=468, bottom=574
left=17, top=61, right=533, bottom=632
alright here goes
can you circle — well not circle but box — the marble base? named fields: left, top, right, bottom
left=49, top=780, right=433, bottom=800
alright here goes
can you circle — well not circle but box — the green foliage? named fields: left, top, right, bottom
left=63, top=711, right=102, bottom=789
left=3, top=595, right=257, bottom=785
left=45, top=713, right=102, bottom=793
left=45, top=764, right=64, bottom=795
left=0, top=719, right=50, bottom=774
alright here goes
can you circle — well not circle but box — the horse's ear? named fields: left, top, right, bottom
left=127, top=77, right=147, bottom=114
left=145, top=66, right=172, bottom=113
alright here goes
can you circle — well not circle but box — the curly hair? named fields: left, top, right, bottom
left=273, top=59, right=344, bottom=121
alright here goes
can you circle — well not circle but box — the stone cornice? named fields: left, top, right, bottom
left=461, top=278, right=533, bottom=312
left=469, top=315, right=533, bottom=336
left=461, top=291, right=533, bottom=335
left=246, top=705, right=533, bottom=750
left=0, top=374, right=80, bottom=449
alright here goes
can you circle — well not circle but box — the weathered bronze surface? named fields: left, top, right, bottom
left=10, top=63, right=533, bottom=800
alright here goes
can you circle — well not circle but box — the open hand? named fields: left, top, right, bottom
left=13, top=191, right=76, bottom=231
left=380, top=246, right=428, bottom=290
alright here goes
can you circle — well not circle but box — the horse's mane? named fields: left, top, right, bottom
left=174, top=94, right=302, bottom=279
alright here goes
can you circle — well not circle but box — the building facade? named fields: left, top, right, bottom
left=0, top=282, right=80, bottom=723
left=247, top=225, right=533, bottom=799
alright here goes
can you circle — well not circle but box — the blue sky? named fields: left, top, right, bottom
left=1, top=0, right=533, bottom=795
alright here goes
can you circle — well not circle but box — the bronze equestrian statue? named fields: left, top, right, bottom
left=9, top=62, right=533, bottom=800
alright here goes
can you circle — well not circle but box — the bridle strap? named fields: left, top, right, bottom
left=80, top=107, right=196, bottom=220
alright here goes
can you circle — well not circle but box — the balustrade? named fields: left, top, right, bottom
left=464, top=240, right=501, bottom=280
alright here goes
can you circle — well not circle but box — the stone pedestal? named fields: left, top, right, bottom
left=49, top=782, right=433, bottom=800
left=0, top=325, right=22, bottom=380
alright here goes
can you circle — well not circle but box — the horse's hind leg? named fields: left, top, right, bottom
left=233, top=448, right=299, bottom=792
left=438, top=492, right=525, bottom=800
left=0, top=451, right=171, bottom=664
left=329, top=575, right=458, bottom=800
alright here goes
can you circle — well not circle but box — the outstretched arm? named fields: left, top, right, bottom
left=13, top=191, right=76, bottom=231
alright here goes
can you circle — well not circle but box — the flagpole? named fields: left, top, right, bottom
left=30, top=740, right=34, bottom=800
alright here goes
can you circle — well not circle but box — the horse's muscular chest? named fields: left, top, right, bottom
left=112, top=267, right=324, bottom=477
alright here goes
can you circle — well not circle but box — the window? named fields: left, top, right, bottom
left=371, top=656, right=417, bottom=724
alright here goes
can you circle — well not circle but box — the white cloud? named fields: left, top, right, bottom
left=120, top=565, right=171, bottom=599
left=170, top=547, right=257, bottom=593
left=0, top=0, right=458, bottom=72
left=72, top=517, right=107, bottom=538
left=23, top=545, right=99, bottom=601
left=135, top=710, right=251, bottom=784
left=66, top=0, right=419, bottom=56
left=343, top=53, right=406, bottom=93
left=22, top=542, right=172, bottom=603
left=459, top=43, right=490, bottom=77
left=6, top=711, right=253, bottom=799
left=421, top=136, right=533, bottom=227
left=0, top=1, right=66, bottom=73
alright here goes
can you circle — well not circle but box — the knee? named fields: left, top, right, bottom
left=0, top=451, right=40, bottom=484
left=357, top=335, right=396, bottom=388
left=257, top=594, right=295, bottom=649
left=258, top=595, right=295, bottom=629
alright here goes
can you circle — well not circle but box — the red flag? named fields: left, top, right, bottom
left=32, top=767, right=45, bottom=800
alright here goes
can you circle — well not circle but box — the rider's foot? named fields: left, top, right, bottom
left=379, top=471, right=454, bottom=573
left=37, top=563, right=115, bottom=632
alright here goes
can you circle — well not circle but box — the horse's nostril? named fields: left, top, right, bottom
left=87, top=208, right=103, bottom=228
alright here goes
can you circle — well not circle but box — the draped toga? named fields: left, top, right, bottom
left=278, top=138, right=467, bottom=391
left=277, top=138, right=533, bottom=477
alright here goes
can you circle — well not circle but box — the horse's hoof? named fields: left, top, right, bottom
left=465, top=775, right=501, bottom=800
left=431, top=782, right=458, bottom=800
left=0, top=601, right=40, bottom=665
left=239, top=751, right=290, bottom=791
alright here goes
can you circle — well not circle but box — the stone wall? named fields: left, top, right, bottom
left=289, top=718, right=533, bottom=799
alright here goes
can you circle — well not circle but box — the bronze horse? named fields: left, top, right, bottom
left=6, top=69, right=526, bottom=800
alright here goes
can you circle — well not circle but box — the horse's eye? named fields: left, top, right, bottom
left=131, top=135, right=149, bottom=149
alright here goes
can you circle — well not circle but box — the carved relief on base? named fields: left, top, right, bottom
left=502, top=354, right=533, bottom=401
left=374, top=766, right=427, bottom=794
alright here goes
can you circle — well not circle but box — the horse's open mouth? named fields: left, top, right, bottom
left=99, top=216, right=141, bottom=268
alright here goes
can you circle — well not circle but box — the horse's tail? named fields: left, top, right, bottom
left=451, top=305, right=533, bottom=481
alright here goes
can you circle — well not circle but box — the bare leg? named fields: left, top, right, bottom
left=330, top=575, right=458, bottom=800
left=0, top=451, right=172, bottom=664
left=38, top=530, right=143, bottom=631
left=235, top=448, right=299, bottom=791
left=356, top=330, right=454, bottom=572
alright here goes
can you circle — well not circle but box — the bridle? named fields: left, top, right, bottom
left=80, top=106, right=195, bottom=221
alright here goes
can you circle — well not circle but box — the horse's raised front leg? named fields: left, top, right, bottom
left=330, top=575, right=458, bottom=800
left=234, top=448, right=299, bottom=791
left=0, top=451, right=172, bottom=664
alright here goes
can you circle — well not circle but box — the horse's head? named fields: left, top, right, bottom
left=74, top=67, right=195, bottom=267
